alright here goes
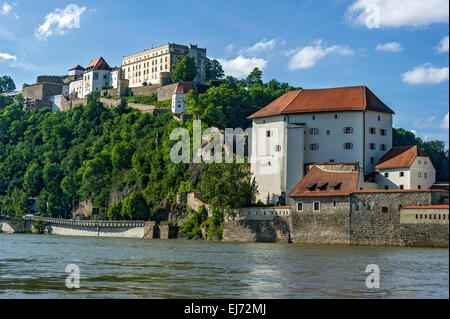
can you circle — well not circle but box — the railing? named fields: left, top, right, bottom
left=23, top=215, right=146, bottom=228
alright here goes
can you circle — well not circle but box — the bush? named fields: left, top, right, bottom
left=31, top=217, right=46, bottom=234
left=178, top=206, right=208, bottom=239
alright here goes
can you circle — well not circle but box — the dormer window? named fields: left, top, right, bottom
left=317, top=182, right=328, bottom=190
left=330, top=182, right=341, bottom=190
left=307, top=183, right=317, bottom=191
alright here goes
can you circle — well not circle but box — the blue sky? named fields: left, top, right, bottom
left=1, top=0, right=449, bottom=147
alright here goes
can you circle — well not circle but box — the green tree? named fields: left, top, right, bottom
left=121, top=191, right=149, bottom=220
left=111, top=141, right=135, bottom=171
left=246, top=67, right=263, bottom=87
left=171, top=55, right=197, bottom=82
left=0, top=75, right=16, bottom=93
left=206, top=58, right=225, bottom=81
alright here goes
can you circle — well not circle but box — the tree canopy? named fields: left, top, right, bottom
left=171, top=55, right=197, bottom=82
left=0, top=75, right=16, bottom=93
left=206, top=58, right=225, bottom=81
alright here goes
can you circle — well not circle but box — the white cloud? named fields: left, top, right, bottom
left=1, top=2, right=12, bottom=14
left=375, top=42, right=403, bottom=52
left=243, top=39, right=277, bottom=54
left=402, top=64, right=449, bottom=85
left=346, top=0, right=449, bottom=29
left=35, top=4, right=86, bottom=39
left=442, top=112, right=449, bottom=129
left=436, top=35, right=449, bottom=53
left=0, top=52, right=17, bottom=61
left=287, top=40, right=353, bottom=70
left=217, top=55, right=267, bottom=78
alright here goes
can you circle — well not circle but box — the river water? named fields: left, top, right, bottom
left=0, top=233, right=448, bottom=298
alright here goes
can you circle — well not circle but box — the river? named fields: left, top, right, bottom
left=0, top=233, right=448, bottom=298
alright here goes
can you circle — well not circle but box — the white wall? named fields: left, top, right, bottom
left=50, top=95, right=62, bottom=112
left=409, top=156, right=436, bottom=189
left=69, top=79, right=83, bottom=98
left=364, top=111, right=392, bottom=173
left=172, top=93, right=186, bottom=113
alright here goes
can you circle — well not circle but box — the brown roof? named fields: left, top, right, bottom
left=174, top=81, right=194, bottom=94
left=353, top=189, right=445, bottom=193
left=85, top=57, right=111, bottom=72
left=248, top=86, right=395, bottom=119
left=69, top=65, right=85, bottom=71
left=289, top=166, right=360, bottom=197
left=375, top=145, right=429, bottom=170
left=403, top=205, right=449, bottom=209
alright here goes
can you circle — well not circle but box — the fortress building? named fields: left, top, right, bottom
left=248, top=85, right=435, bottom=205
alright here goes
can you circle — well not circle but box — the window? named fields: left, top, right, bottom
left=382, top=207, right=388, bottom=213
left=370, top=157, right=374, bottom=164
left=399, top=172, right=404, bottom=177
left=334, top=114, right=338, bottom=119
left=326, top=130, right=330, bottom=135
left=418, top=172, right=421, bottom=178
left=309, top=128, right=319, bottom=135
left=424, top=173, right=427, bottom=178
left=312, top=115, right=315, bottom=120
left=369, top=143, right=376, bottom=150
left=378, top=115, right=381, bottom=121
left=380, top=129, right=386, bottom=136
left=355, top=202, right=362, bottom=211
left=343, top=142, right=353, bottom=150
left=380, top=144, right=387, bottom=151
left=333, top=199, right=337, bottom=207
left=313, top=201, right=320, bottom=212
left=309, top=144, right=319, bottom=151
left=343, top=127, right=353, bottom=134
left=384, top=185, right=389, bottom=189
left=399, top=185, right=404, bottom=189
left=266, top=130, right=271, bottom=137
left=275, top=145, right=281, bottom=152
left=384, top=173, right=389, bottom=177
left=369, top=127, right=376, bottom=134
left=418, top=160, right=421, bottom=164
left=424, top=161, right=427, bottom=165
left=418, top=185, right=421, bottom=189
left=368, top=201, right=374, bottom=211
left=103, top=74, right=107, bottom=80
left=297, top=202, right=303, bottom=212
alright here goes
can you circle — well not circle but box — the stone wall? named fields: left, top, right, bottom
left=156, top=83, right=178, bottom=101
left=36, top=76, right=66, bottom=85
left=159, top=225, right=179, bottom=239
left=223, top=217, right=291, bottom=243
left=289, top=196, right=351, bottom=244
left=130, top=85, right=159, bottom=97
left=22, top=83, right=62, bottom=101
left=99, top=97, right=123, bottom=107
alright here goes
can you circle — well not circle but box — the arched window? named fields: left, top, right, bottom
left=368, top=201, right=374, bottom=211
left=355, top=201, right=362, bottom=211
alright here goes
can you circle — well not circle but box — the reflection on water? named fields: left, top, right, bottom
left=0, top=233, right=448, bottom=298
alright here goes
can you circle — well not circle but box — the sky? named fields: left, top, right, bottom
left=0, top=0, right=449, bottom=147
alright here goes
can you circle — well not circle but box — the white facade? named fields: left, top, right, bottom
left=50, top=95, right=62, bottom=112
left=376, top=156, right=436, bottom=190
left=82, top=70, right=112, bottom=98
left=172, top=93, right=187, bottom=114
left=68, top=69, right=84, bottom=77
left=69, top=79, right=83, bottom=98
left=250, top=110, right=393, bottom=204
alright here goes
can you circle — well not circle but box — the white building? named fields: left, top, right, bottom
left=67, top=57, right=121, bottom=99
left=248, top=86, right=395, bottom=205
left=171, top=82, right=194, bottom=114
left=375, top=145, right=436, bottom=190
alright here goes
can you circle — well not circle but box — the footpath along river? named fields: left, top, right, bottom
left=0, top=233, right=448, bottom=298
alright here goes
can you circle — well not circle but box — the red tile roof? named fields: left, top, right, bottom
left=85, top=57, right=111, bottom=72
left=289, top=166, right=360, bottom=197
left=375, top=145, right=429, bottom=170
left=248, top=86, right=394, bottom=119
left=403, top=205, right=449, bottom=209
left=174, top=81, right=194, bottom=94
left=69, top=65, right=85, bottom=71
left=353, top=189, right=446, bottom=193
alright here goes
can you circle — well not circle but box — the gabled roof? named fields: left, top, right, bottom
left=85, top=57, right=111, bottom=72
left=174, top=81, right=194, bottom=94
left=69, top=65, right=85, bottom=71
left=248, top=86, right=395, bottom=119
left=375, top=145, right=429, bottom=170
left=289, top=166, right=360, bottom=197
